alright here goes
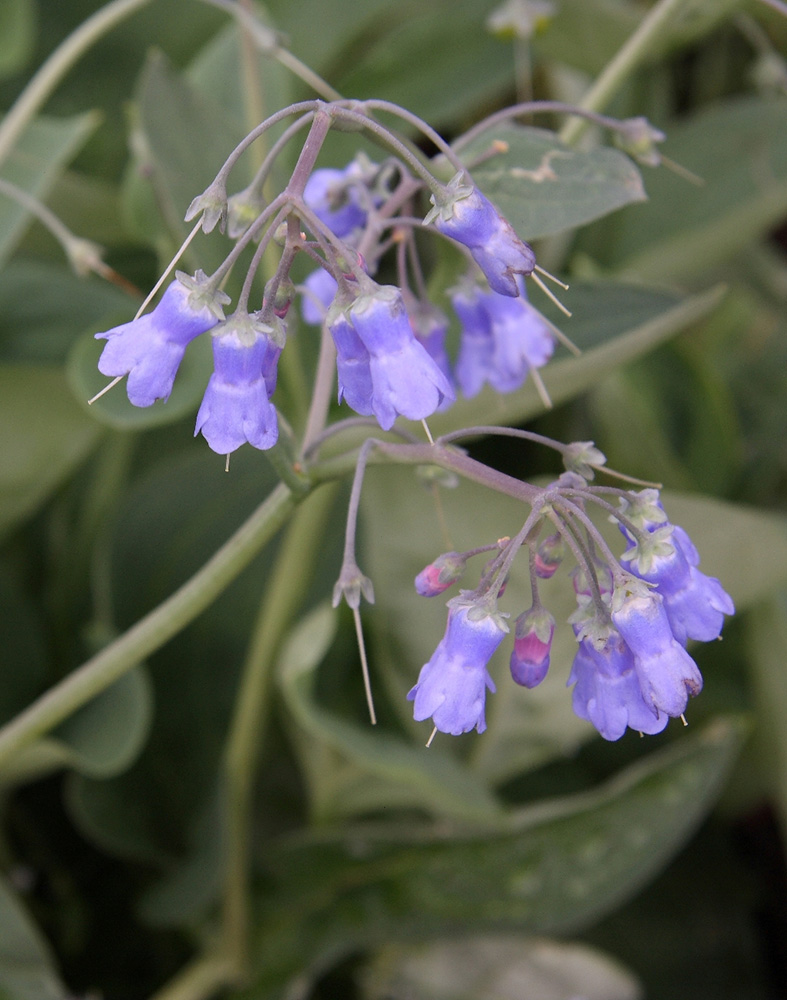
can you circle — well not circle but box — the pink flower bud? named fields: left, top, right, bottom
left=509, top=606, right=555, bottom=688
left=414, top=552, right=466, bottom=597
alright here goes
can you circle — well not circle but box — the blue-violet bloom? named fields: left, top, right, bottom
left=96, top=276, right=224, bottom=407
left=617, top=492, right=734, bottom=646
left=303, top=163, right=369, bottom=239
left=426, top=177, right=536, bottom=296
left=408, top=600, right=506, bottom=735
left=348, top=286, right=454, bottom=430
left=611, top=590, right=703, bottom=718
left=568, top=631, right=669, bottom=741
left=326, top=308, right=374, bottom=417
left=194, top=314, right=282, bottom=455
left=301, top=268, right=339, bottom=326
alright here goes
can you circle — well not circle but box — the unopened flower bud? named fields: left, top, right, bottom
left=534, top=532, right=565, bottom=578
left=509, top=605, right=554, bottom=688
left=415, top=552, right=467, bottom=597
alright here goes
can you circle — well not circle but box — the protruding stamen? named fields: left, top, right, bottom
left=353, top=606, right=377, bottom=725
left=530, top=367, right=552, bottom=410
left=425, top=726, right=438, bottom=748
left=421, top=418, right=435, bottom=445
left=87, top=375, right=124, bottom=405
left=134, top=219, right=203, bottom=321
left=660, top=155, right=704, bottom=187
left=534, top=263, right=569, bottom=290
left=530, top=270, right=572, bottom=317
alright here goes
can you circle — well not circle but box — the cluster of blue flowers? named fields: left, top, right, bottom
left=91, top=100, right=733, bottom=745
left=409, top=484, right=733, bottom=741
left=94, top=152, right=554, bottom=451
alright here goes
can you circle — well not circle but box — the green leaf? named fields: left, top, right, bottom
left=0, top=365, right=103, bottom=542
left=0, top=874, right=66, bottom=1000
left=362, top=936, right=640, bottom=1000
left=594, top=97, right=787, bottom=281
left=66, top=318, right=214, bottom=431
left=124, top=49, right=245, bottom=260
left=0, top=0, right=35, bottom=80
left=0, top=111, right=100, bottom=269
left=429, top=283, right=725, bottom=439
left=331, top=0, right=515, bottom=125
left=0, top=261, right=132, bottom=365
left=0, top=667, right=153, bottom=788
left=278, top=604, right=504, bottom=823
left=458, top=125, right=646, bottom=241
left=249, top=719, right=744, bottom=996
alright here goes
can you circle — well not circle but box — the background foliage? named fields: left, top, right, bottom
left=1, top=1, right=787, bottom=998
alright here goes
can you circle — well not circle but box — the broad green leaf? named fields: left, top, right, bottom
left=248, top=719, right=743, bottom=996
left=278, top=604, right=503, bottom=823
left=0, top=667, right=153, bottom=788
left=66, top=319, right=214, bottom=431
left=0, top=112, right=100, bottom=269
left=187, top=19, right=292, bottom=137
left=124, top=50, right=245, bottom=264
left=457, top=125, right=646, bottom=241
left=0, top=261, right=131, bottom=365
left=0, top=0, right=35, bottom=79
left=0, top=875, right=66, bottom=1000
left=428, top=283, right=725, bottom=439
left=593, top=97, right=787, bottom=281
left=0, top=365, right=103, bottom=541
left=66, top=448, right=281, bottom=867
left=333, top=0, right=515, bottom=125
left=362, top=936, right=640, bottom=1000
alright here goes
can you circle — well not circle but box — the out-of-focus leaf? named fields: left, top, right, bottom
left=457, top=125, right=646, bottom=241
left=0, top=874, right=66, bottom=1000
left=429, top=283, right=725, bottom=442
left=748, top=593, right=787, bottom=836
left=278, top=604, right=503, bottom=823
left=0, top=365, right=103, bottom=541
left=248, top=719, right=743, bottom=997
left=124, top=50, right=244, bottom=261
left=0, top=261, right=132, bottom=364
left=66, top=448, right=280, bottom=867
left=187, top=19, right=292, bottom=137
left=0, top=0, right=35, bottom=79
left=66, top=318, right=214, bottom=431
left=0, top=667, right=153, bottom=788
left=593, top=97, right=787, bottom=281
left=0, top=564, right=48, bottom=728
left=332, top=1, right=514, bottom=125
left=0, top=112, right=100, bottom=269
left=362, top=936, right=641, bottom=1000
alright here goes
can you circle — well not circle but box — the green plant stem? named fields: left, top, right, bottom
left=222, top=485, right=338, bottom=976
left=147, top=953, right=235, bottom=1000
left=0, top=0, right=155, bottom=168
left=559, top=0, right=695, bottom=146
left=0, top=483, right=296, bottom=771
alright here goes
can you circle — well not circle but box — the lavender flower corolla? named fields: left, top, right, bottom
left=95, top=277, right=224, bottom=406
left=617, top=490, right=734, bottom=646
left=426, top=179, right=536, bottom=296
left=345, top=286, right=454, bottom=429
left=451, top=281, right=553, bottom=398
left=194, top=315, right=282, bottom=455
left=408, top=599, right=506, bottom=735
left=303, top=163, right=370, bottom=239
